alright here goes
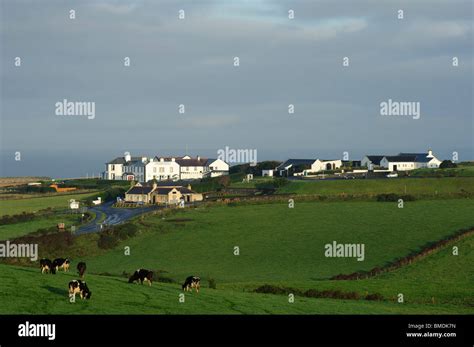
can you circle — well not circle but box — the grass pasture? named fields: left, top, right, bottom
left=277, top=177, right=474, bottom=197
left=0, top=264, right=469, bottom=314
left=82, top=199, right=474, bottom=286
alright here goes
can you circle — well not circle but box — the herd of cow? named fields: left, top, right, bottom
left=39, top=257, right=201, bottom=302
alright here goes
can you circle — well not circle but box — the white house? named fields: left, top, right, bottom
left=104, top=153, right=147, bottom=180
left=104, top=153, right=229, bottom=182
left=380, top=150, right=441, bottom=171
left=311, top=159, right=343, bottom=172
left=361, top=155, right=385, bottom=169
left=262, top=169, right=274, bottom=177
left=145, top=157, right=180, bottom=182
left=204, top=158, right=230, bottom=177
left=175, top=156, right=208, bottom=180
left=275, top=159, right=315, bottom=176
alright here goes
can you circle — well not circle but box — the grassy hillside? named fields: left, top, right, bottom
left=277, top=177, right=474, bottom=196
left=0, top=192, right=98, bottom=216
left=0, top=264, right=468, bottom=314
left=82, top=199, right=474, bottom=285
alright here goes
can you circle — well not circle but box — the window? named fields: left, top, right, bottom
left=194, top=167, right=197, bottom=171
left=153, top=167, right=156, bottom=173
left=159, top=167, right=164, bottom=173
left=186, top=167, right=189, bottom=171
left=112, top=165, right=115, bottom=170
left=170, top=167, right=173, bottom=173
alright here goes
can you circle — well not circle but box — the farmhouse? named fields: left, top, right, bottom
left=361, top=155, right=385, bottom=169
left=275, top=159, right=315, bottom=176
left=362, top=150, right=441, bottom=171
left=204, top=158, right=230, bottom=178
left=124, top=182, right=203, bottom=205
left=311, top=159, right=343, bottom=172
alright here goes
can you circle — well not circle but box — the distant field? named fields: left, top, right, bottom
left=0, top=177, right=50, bottom=188
left=82, top=199, right=474, bottom=285
left=277, top=177, right=474, bottom=196
left=0, top=192, right=99, bottom=216
left=0, top=264, right=468, bottom=314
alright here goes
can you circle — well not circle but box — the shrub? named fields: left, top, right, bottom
left=273, top=177, right=289, bottom=188
left=97, top=234, right=118, bottom=249
left=208, top=277, right=217, bottom=289
left=365, top=293, right=384, bottom=301
left=440, top=160, right=457, bottom=169
left=376, top=193, right=415, bottom=202
left=0, top=212, right=36, bottom=225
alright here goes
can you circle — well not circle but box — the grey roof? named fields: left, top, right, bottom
left=175, top=157, right=208, bottom=167
left=398, top=153, right=432, bottom=162
left=365, top=156, right=385, bottom=165
left=107, top=156, right=145, bottom=165
left=123, top=160, right=146, bottom=167
left=276, top=159, right=315, bottom=170
left=384, top=155, right=417, bottom=162
left=127, top=186, right=154, bottom=195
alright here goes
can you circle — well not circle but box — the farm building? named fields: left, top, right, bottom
left=363, top=150, right=441, bottom=171
left=124, top=182, right=203, bottom=205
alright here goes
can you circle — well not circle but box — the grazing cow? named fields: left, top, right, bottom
left=53, top=258, right=70, bottom=272
left=68, top=280, right=92, bottom=300
left=182, top=276, right=200, bottom=293
left=39, top=258, right=55, bottom=274
left=128, top=269, right=153, bottom=286
left=77, top=262, right=87, bottom=278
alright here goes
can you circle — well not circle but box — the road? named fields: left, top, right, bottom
left=76, top=201, right=160, bottom=234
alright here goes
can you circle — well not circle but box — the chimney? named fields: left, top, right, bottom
left=427, top=149, right=433, bottom=157
left=160, top=157, right=164, bottom=162
left=125, top=153, right=131, bottom=162
left=197, top=156, right=200, bottom=161
left=171, top=157, right=175, bottom=162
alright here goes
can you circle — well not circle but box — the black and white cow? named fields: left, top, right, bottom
left=53, top=258, right=70, bottom=272
left=40, top=258, right=55, bottom=274
left=128, top=269, right=153, bottom=286
left=182, top=276, right=200, bottom=293
left=77, top=262, right=87, bottom=278
left=68, top=280, right=92, bottom=300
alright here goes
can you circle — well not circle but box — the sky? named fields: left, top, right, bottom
left=0, top=0, right=473, bottom=178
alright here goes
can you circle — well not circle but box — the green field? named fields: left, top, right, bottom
left=0, top=264, right=468, bottom=314
left=0, top=213, right=81, bottom=240
left=0, top=178, right=472, bottom=314
left=300, top=234, right=474, bottom=308
left=0, top=192, right=99, bottom=217
left=277, top=177, right=474, bottom=196
left=81, top=199, right=474, bottom=285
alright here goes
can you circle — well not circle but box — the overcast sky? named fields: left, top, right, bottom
left=1, top=0, right=472, bottom=177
